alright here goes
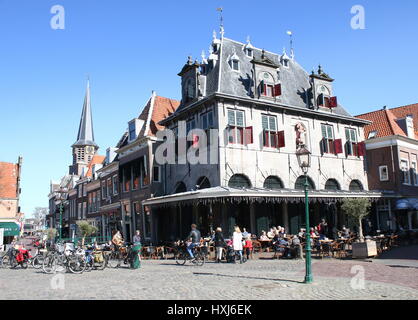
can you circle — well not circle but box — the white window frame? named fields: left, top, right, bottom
left=227, top=109, right=245, bottom=145
left=107, top=178, right=112, bottom=198
left=379, top=165, right=389, bottom=182
left=411, top=160, right=418, bottom=186
left=345, top=127, right=358, bottom=156
left=262, top=114, right=278, bottom=148
left=112, top=175, right=118, bottom=195
left=401, top=159, right=410, bottom=185
left=245, top=48, right=253, bottom=58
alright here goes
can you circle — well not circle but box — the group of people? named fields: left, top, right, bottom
left=111, top=229, right=142, bottom=269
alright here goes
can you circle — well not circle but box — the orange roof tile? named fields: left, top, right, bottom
left=356, top=103, right=418, bottom=140
left=148, top=96, right=180, bottom=136
left=85, top=155, right=105, bottom=177
left=0, top=162, right=19, bottom=198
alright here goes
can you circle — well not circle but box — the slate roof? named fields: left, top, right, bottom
left=171, top=36, right=354, bottom=120
left=356, top=103, right=418, bottom=139
left=72, top=81, right=98, bottom=148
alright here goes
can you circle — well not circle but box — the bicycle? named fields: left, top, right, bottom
left=175, top=241, right=205, bottom=266
left=42, top=247, right=86, bottom=274
left=85, top=247, right=107, bottom=271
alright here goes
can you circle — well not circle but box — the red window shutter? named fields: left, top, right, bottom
left=334, top=139, right=343, bottom=154
left=277, top=131, right=285, bottom=148
left=192, top=134, right=199, bottom=148
left=264, top=130, right=270, bottom=147
left=244, top=126, right=253, bottom=145
left=329, top=96, right=338, bottom=108
left=274, top=83, right=282, bottom=97
left=324, top=97, right=330, bottom=108
left=321, top=137, right=327, bottom=153
left=238, top=127, right=244, bottom=145
left=358, top=141, right=366, bottom=156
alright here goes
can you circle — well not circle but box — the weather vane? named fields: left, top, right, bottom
left=287, top=30, right=294, bottom=59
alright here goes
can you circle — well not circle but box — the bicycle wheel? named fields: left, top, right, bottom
left=68, top=255, right=86, bottom=274
left=107, top=251, right=121, bottom=268
left=194, top=252, right=205, bottom=266
left=0, top=255, right=10, bottom=268
left=32, top=255, right=44, bottom=269
left=175, top=252, right=187, bottom=265
left=95, top=254, right=107, bottom=270
left=10, top=257, right=18, bottom=269
left=42, top=254, right=58, bottom=274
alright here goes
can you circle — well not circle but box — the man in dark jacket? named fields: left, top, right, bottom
left=186, top=224, right=201, bottom=260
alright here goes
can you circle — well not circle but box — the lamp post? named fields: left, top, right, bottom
left=296, top=145, right=313, bottom=284
left=57, top=187, right=67, bottom=242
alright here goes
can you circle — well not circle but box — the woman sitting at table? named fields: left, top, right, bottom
left=267, top=228, right=275, bottom=239
left=272, top=232, right=289, bottom=258
left=259, top=231, right=269, bottom=241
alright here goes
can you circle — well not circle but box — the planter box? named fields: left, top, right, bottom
left=352, top=240, right=377, bottom=259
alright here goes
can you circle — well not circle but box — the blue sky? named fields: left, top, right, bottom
left=1, top=0, right=417, bottom=217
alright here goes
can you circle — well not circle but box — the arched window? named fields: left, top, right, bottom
left=228, top=174, right=251, bottom=188
left=263, top=176, right=284, bottom=190
left=349, top=180, right=363, bottom=191
left=295, top=176, right=315, bottom=190
left=324, top=179, right=340, bottom=191
left=174, top=181, right=187, bottom=194
left=196, top=176, right=211, bottom=190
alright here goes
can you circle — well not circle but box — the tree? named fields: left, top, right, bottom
left=76, top=221, right=98, bottom=246
left=45, top=228, right=57, bottom=240
left=341, top=198, right=371, bottom=242
left=33, top=207, right=48, bottom=229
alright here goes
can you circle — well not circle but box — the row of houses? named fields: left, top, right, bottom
left=47, top=30, right=418, bottom=244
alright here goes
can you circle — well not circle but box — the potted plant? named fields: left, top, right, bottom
left=341, top=198, right=377, bottom=258
left=76, top=221, right=98, bottom=247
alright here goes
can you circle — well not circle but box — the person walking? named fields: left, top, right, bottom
left=232, top=226, right=244, bottom=264
left=214, top=227, right=225, bottom=263
left=130, top=230, right=142, bottom=269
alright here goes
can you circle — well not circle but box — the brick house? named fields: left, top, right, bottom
left=356, top=104, right=418, bottom=231
left=0, top=157, right=23, bottom=245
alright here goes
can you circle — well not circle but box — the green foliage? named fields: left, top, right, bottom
left=76, top=220, right=98, bottom=238
left=341, top=198, right=371, bottom=220
left=45, top=228, right=57, bottom=240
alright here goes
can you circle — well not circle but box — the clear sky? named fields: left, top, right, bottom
left=1, top=0, right=417, bottom=218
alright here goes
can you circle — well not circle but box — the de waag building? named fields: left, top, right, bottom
left=142, top=29, right=381, bottom=242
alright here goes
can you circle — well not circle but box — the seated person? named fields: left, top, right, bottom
left=272, top=233, right=289, bottom=257
left=298, top=228, right=306, bottom=238
left=267, top=228, right=275, bottom=239
left=259, top=231, right=269, bottom=241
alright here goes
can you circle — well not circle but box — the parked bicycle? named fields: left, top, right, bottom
left=42, top=244, right=86, bottom=274
left=84, top=247, right=106, bottom=271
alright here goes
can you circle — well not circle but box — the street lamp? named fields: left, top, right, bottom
left=296, top=145, right=313, bottom=284
left=57, top=187, right=67, bottom=242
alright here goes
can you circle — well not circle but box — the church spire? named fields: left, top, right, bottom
left=72, top=80, right=98, bottom=148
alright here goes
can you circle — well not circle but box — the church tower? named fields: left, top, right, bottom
left=69, top=80, right=99, bottom=176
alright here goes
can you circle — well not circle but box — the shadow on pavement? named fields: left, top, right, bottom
left=192, top=272, right=304, bottom=284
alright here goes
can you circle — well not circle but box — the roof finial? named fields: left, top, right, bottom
left=261, top=49, right=266, bottom=59
left=212, top=29, right=217, bottom=40
left=318, top=64, right=323, bottom=74
left=246, top=35, right=251, bottom=44
left=286, top=30, right=294, bottom=60
left=216, top=7, right=224, bottom=38
left=187, top=56, right=193, bottom=65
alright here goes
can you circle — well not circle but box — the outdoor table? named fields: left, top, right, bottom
left=259, top=240, right=272, bottom=252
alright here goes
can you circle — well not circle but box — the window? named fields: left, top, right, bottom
left=153, top=166, right=160, bottom=182
left=321, top=124, right=335, bottom=154
left=227, top=109, right=245, bottom=145
left=324, top=179, right=340, bottom=191
left=401, top=160, right=410, bottom=185
left=295, top=176, right=315, bottom=190
left=345, top=128, right=359, bottom=156
left=83, top=184, right=87, bottom=197
left=129, top=121, right=136, bottom=141
left=83, top=202, right=87, bottom=219
left=231, top=59, right=239, bottom=71
left=186, top=118, right=196, bottom=150
left=78, top=185, right=82, bottom=197
left=368, top=131, right=377, bottom=139
left=101, top=181, right=106, bottom=199
left=282, top=59, right=289, bottom=67
left=349, top=180, right=363, bottom=191
left=245, top=48, right=253, bottom=57
left=228, top=174, right=251, bottom=188
left=201, top=111, right=214, bottom=130
left=132, top=164, right=140, bottom=190
left=123, top=166, right=131, bottom=192
left=379, top=166, right=389, bottom=181
left=411, top=161, right=418, bottom=186
left=107, top=179, right=112, bottom=197
left=263, top=176, right=283, bottom=189
left=78, top=203, right=82, bottom=219
left=112, top=176, right=118, bottom=195
left=262, top=115, right=278, bottom=148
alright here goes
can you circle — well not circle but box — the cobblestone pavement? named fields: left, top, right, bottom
left=1, top=256, right=418, bottom=300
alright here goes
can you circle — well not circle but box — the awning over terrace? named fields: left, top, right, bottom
left=142, top=186, right=383, bottom=208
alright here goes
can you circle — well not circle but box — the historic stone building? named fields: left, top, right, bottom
left=143, top=30, right=379, bottom=241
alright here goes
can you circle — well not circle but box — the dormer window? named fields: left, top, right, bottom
left=245, top=48, right=253, bottom=58
left=283, top=59, right=289, bottom=67
left=368, top=130, right=377, bottom=139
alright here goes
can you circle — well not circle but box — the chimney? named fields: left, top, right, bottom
left=406, top=114, right=414, bottom=139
